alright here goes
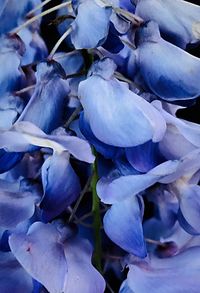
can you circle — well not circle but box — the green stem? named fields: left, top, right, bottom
left=91, top=150, right=102, bottom=272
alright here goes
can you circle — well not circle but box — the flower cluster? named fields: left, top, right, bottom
left=0, top=0, right=200, bottom=292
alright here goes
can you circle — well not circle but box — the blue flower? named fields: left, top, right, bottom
left=9, top=221, right=106, bottom=293
left=135, top=21, right=200, bottom=101
left=79, top=58, right=166, bottom=147
left=135, top=0, right=200, bottom=48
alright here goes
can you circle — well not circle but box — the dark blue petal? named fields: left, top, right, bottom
left=41, top=153, right=81, bottom=221
left=126, top=141, right=164, bottom=172
left=18, top=60, right=69, bottom=134
left=103, top=196, right=147, bottom=257
left=0, top=150, right=23, bottom=174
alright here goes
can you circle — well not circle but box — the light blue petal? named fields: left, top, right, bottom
left=97, top=160, right=179, bottom=204
left=135, top=0, right=200, bottom=48
left=71, top=0, right=111, bottom=49
left=127, top=247, right=200, bottom=293
left=79, top=58, right=166, bottom=147
left=103, top=196, right=147, bottom=257
left=63, top=236, right=106, bottom=293
left=0, top=121, right=95, bottom=163
left=136, top=21, right=200, bottom=101
left=9, top=222, right=68, bottom=293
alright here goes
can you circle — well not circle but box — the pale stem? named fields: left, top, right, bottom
left=48, top=26, right=73, bottom=59
left=13, top=2, right=71, bottom=34
left=27, top=0, right=53, bottom=17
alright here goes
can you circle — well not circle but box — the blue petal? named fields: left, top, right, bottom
left=18, top=60, right=69, bottom=134
left=135, top=0, right=200, bottom=48
left=0, top=180, right=40, bottom=229
left=54, top=51, right=84, bottom=75
left=177, top=184, right=200, bottom=235
left=97, top=160, right=179, bottom=204
left=0, top=35, right=25, bottom=96
left=79, top=112, right=119, bottom=159
left=103, top=196, right=147, bottom=257
left=71, top=0, right=112, bottom=49
left=126, top=141, right=164, bottom=172
left=136, top=21, right=200, bottom=101
left=0, top=121, right=95, bottom=163
left=79, top=58, right=166, bottom=147
left=0, top=251, right=33, bottom=292
left=119, top=281, right=134, bottom=293
left=9, top=222, right=105, bottom=293
left=63, top=236, right=106, bottom=292
left=0, top=0, right=30, bottom=34
left=9, top=222, right=68, bottom=293
left=41, top=153, right=81, bottom=221
left=127, top=247, right=200, bottom=292
left=0, top=150, right=23, bottom=174
left=19, top=28, right=48, bottom=66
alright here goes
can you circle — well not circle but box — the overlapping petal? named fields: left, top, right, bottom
left=136, top=21, right=200, bottom=101
left=103, top=195, right=147, bottom=257
left=79, top=58, right=166, bottom=147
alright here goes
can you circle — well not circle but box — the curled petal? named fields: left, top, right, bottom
left=0, top=121, right=94, bottom=163
left=97, top=160, right=179, bottom=204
